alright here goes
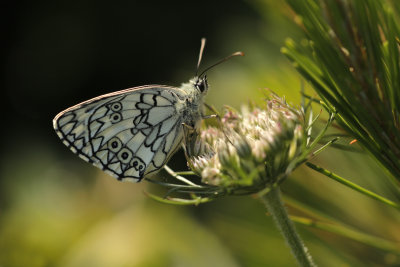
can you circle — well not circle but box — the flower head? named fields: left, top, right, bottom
left=146, top=92, right=335, bottom=204
left=186, top=95, right=306, bottom=193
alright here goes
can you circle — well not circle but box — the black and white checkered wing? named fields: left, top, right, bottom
left=53, top=86, right=185, bottom=182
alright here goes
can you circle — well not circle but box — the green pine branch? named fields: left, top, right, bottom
left=283, top=0, right=400, bottom=186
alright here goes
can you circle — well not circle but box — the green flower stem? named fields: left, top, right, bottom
left=306, top=162, right=400, bottom=210
left=289, top=215, right=400, bottom=255
left=163, top=165, right=200, bottom=187
left=284, top=195, right=400, bottom=254
left=260, top=187, right=316, bottom=267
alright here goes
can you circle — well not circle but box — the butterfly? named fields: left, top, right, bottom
left=53, top=38, right=243, bottom=182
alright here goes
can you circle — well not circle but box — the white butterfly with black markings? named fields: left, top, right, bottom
left=53, top=38, right=243, bottom=182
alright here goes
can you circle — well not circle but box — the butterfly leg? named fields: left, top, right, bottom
left=202, top=114, right=217, bottom=119
left=181, top=122, right=195, bottom=131
left=202, top=103, right=219, bottom=120
left=204, top=104, right=235, bottom=146
left=181, top=122, right=200, bottom=160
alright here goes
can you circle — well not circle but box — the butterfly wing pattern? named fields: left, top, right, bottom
left=53, top=85, right=195, bottom=182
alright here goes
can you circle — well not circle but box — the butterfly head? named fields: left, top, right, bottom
left=194, top=75, right=209, bottom=94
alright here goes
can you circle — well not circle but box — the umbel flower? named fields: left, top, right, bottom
left=186, top=94, right=306, bottom=194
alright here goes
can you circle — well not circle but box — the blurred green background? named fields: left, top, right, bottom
left=1, top=0, right=400, bottom=266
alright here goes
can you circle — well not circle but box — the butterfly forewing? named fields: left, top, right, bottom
left=53, top=85, right=186, bottom=182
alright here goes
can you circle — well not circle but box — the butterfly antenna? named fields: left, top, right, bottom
left=196, top=38, right=207, bottom=76
left=199, top=51, right=244, bottom=77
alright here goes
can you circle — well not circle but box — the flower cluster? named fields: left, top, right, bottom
left=186, top=95, right=306, bottom=193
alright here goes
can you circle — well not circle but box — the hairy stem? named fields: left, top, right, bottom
left=260, top=187, right=316, bottom=267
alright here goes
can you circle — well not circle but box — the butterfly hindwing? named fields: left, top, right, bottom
left=53, top=86, right=186, bottom=182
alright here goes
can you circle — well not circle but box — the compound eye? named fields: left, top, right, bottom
left=196, top=77, right=208, bottom=92
left=197, top=83, right=204, bottom=92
